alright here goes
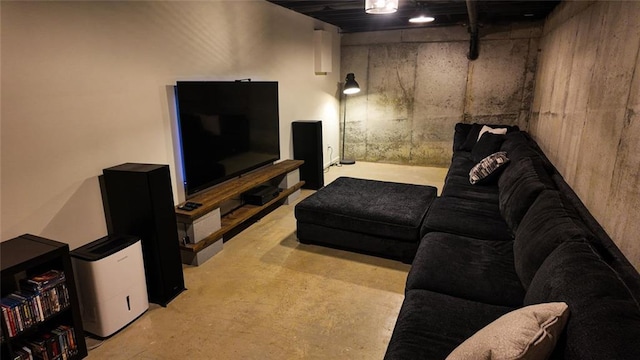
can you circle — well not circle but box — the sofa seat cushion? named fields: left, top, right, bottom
left=441, top=179, right=500, bottom=203
left=407, top=232, right=525, bottom=307
left=524, top=241, right=640, bottom=359
left=384, top=289, right=515, bottom=360
left=295, top=177, right=437, bottom=242
left=421, top=197, right=513, bottom=241
left=514, top=190, right=591, bottom=288
left=443, top=168, right=500, bottom=203
left=498, top=156, right=555, bottom=231
left=446, top=154, right=476, bottom=178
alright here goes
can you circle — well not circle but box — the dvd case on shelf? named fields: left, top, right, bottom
left=1, top=234, right=87, bottom=360
left=1, top=270, right=70, bottom=338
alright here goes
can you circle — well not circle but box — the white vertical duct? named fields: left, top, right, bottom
left=314, top=30, right=332, bottom=74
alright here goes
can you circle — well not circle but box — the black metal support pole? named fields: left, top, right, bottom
left=340, top=94, right=355, bottom=165
left=466, top=0, right=479, bottom=60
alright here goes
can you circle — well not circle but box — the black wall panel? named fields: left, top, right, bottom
left=293, top=121, right=324, bottom=190
left=102, top=163, right=185, bottom=306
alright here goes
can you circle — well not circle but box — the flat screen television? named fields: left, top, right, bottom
left=175, top=81, right=281, bottom=196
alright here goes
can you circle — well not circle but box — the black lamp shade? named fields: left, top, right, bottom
left=343, top=73, right=360, bottom=95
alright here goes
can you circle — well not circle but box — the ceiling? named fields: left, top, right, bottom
left=267, top=0, right=560, bottom=33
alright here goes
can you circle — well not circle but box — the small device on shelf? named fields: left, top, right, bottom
left=242, top=185, right=281, bottom=206
left=177, top=201, right=202, bottom=211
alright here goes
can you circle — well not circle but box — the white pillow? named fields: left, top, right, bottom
left=446, top=302, right=569, bottom=360
left=478, top=125, right=507, bottom=140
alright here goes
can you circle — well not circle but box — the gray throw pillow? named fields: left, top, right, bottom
left=446, top=302, right=569, bottom=360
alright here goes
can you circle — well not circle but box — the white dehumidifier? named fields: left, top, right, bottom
left=71, top=234, right=149, bottom=337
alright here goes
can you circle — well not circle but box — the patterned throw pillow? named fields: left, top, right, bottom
left=469, top=152, right=510, bottom=185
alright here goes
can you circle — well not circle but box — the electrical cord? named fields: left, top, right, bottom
left=182, top=223, right=190, bottom=245
left=85, top=335, right=105, bottom=350
left=324, top=146, right=341, bottom=173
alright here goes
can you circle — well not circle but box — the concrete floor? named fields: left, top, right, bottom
left=86, top=162, right=448, bottom=359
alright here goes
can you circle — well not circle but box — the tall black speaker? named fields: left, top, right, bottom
left=102, top=163, right=185, bottom=306
left=293, top=120, right=324, bottom=190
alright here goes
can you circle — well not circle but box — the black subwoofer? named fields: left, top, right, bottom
left=292, top=120, right=324, bottom=190
left=102, top=163, right=185, bottom=306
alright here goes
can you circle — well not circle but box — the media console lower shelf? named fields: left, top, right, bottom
left=175, top=159, right=304, bottom=265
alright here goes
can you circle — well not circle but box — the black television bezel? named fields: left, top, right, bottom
left=175, top=81, right=281, bottom=197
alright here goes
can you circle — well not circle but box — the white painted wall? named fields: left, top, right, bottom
left=1, top=1, right=341, bottom=249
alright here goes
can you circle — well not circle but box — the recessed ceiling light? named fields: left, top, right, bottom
left=409, top=14, right=435, bottom=23
left=409, top=1, right=435, bottom=24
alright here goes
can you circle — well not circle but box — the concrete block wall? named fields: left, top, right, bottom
left=530, top=0, right=640, bottom=271
left=341, top=23, right=542, bottom=166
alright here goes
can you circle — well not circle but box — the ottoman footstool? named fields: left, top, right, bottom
left=294, top=177, right=437, bottom=262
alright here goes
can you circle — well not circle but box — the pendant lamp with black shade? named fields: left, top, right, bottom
left=341, top=73, right=360, bottom=165
left=365, top=0, right=399, bottom=14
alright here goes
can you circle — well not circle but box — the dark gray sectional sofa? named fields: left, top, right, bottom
left=384, top=123, right=640, bottom=359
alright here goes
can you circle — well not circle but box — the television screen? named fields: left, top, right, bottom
left=175, top=81, right=281, bottom=196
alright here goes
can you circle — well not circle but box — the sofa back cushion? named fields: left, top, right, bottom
left=498, top=157, right=554, bottom=231
left=454, top=123, right=474, bottom=152
left=514, top=190, right=590, bottom=288
left=524, top=241, right=640, bottom=359
left=457, top=123, right=519, bottom=151
left=501, top=131, right=556, bottom=174
left=471, top=133, right=506, bottom=163
left=550, top=173, right=640, bottom=299
left=501, top=131, right=538, bottom=156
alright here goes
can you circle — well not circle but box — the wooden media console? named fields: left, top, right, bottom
left=175, top=159, right=304, bottom=265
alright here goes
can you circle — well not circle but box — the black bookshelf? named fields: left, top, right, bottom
left=1, top=234, right=87, bottom=359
